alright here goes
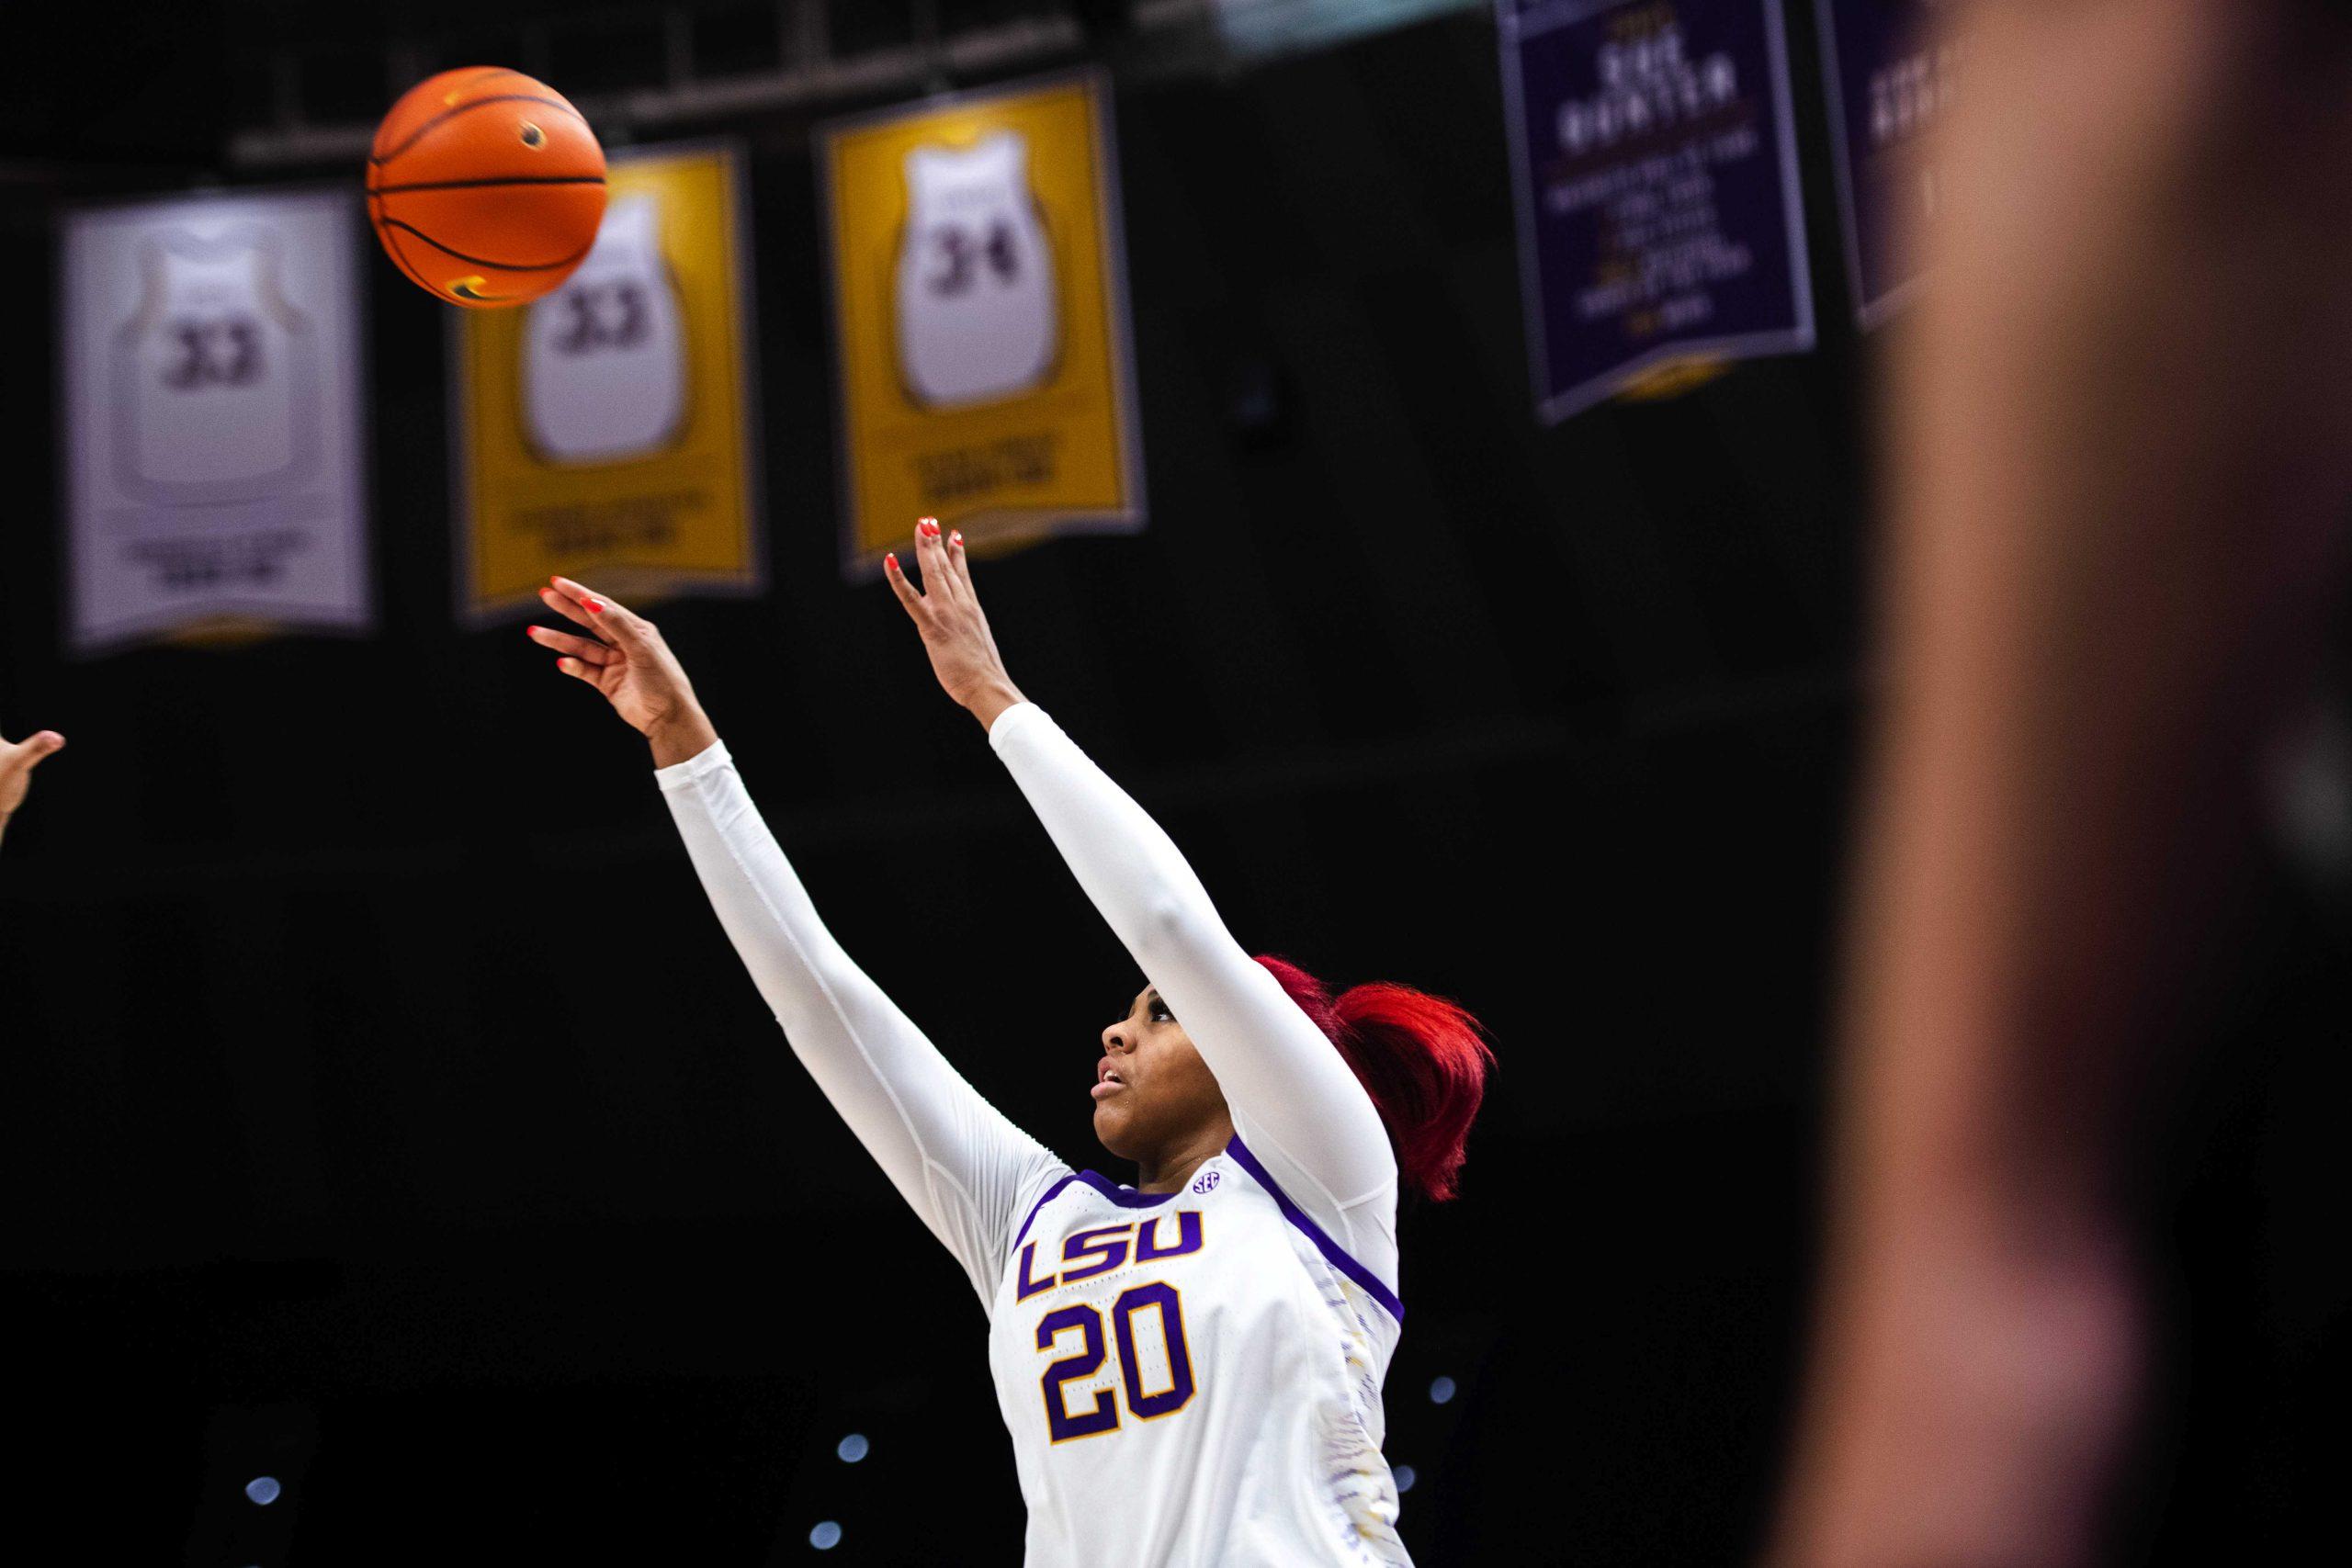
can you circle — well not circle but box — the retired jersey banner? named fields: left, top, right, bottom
left=820, top=70, right=1144, bottom=576
left=1816, top=0, right=1951, bottom=326
left=452, top=141, right=763, bottom=624
left=1498, top=0, right=1815, bottom=423
left=60, top=188, right=372, bottom=653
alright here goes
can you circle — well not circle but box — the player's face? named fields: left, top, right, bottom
left=1093, top=985, right=1226, bottom=1159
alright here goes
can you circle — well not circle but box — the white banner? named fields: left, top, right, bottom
left=61, top=188, right=372, bottom=652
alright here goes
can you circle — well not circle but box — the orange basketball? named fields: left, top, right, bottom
left=367, top=68, right=607, bottom=309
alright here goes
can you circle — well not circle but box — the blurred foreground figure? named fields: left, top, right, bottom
left=0, top=724, right=65, bottom=854
left=1778, top=2, right=2352, bottom=1563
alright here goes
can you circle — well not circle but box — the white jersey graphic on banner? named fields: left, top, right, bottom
left=523, top=194, right=689, bottom=464
left=62, top=187, right=369, bottom=651
left=894, top=132, right=1058, bottom=409
left=109, top=227, right=321, bottom=508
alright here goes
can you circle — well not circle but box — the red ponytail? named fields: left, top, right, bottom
left=1253, top=956, right=1494, bottom=1202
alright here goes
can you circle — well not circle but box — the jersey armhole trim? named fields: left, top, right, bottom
left=1011, top=1171, right=1080, bottom=1250
left=1226, top=1134, right=1405, bottom=1324
left=1072, top=1170, right=1182, bottom=1209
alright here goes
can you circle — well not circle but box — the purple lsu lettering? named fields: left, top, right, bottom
left=1016, top=1210, right=1204, bottom=1303
left=1024, top=1213, right=1205, bottom=1442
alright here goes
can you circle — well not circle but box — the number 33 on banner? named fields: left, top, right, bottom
left=452, top=141, right=764, bottom=625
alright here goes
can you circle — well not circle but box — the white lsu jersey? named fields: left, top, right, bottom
left=989, top=1139, right=1408, bottom=1568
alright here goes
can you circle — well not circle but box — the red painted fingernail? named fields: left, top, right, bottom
left=584, top=598, right=605, bottom=613
left=950, top=531, right=962, bottom=547
left=885, top=553, right=898, bottom=572
left=918, top=518, right=940, bottom=538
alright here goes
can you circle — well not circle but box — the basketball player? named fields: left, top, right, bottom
left=1777, top=1, right=2352, bottom=1562
left=0, top=724, right=64, bottom=854
left=527, top=525, right=1490, bottom=1566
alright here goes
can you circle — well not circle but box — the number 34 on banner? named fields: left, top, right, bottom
left=821, top=70, right=1146, bottom=577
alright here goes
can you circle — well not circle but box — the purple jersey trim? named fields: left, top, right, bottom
left=1011, top=1168, right=1179, bottom=1253
left=1225, top=1135, right=1406, bottom=1324
left=1011, top=1172, right=1079, bottom=1250
left=1074, top=1170, right=1181, bottom=1208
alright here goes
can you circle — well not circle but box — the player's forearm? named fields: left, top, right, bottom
left=656, top=739, right=884, bottom=1035
left=653, top=740, right=1005, bottom=1134
left=989, top=704, right=1216, bottom=968
left=655, top=736, right=1058, bottom=1286
left=989, top=703, right=1394, bottom=1198
left=1858, top=0, right=2349, bottom=1265
left=1788, top=3, right=2352, bottom=1561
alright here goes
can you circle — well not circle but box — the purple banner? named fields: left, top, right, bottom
left=1499, top=0, right=1814, bottom=424
left=1815, top=0, right=1954, bottom=326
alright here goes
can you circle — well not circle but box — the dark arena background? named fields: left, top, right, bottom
left=1, top=3, right=2340, bottom=1563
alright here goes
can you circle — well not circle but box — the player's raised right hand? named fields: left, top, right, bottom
left=528, top=577, right=718, bottom=767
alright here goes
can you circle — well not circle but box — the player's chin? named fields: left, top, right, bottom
left=1091, top=1099, right=1140, bottom=1156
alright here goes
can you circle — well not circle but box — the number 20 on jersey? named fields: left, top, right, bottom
left=1025, top=1212, right=1202, bottom=1442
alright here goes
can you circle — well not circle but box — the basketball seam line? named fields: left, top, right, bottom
left=370, top=175, right=607, bottom=194
left=379, top=220, right=443, bottom=298
left=382, top=221, right=517, bottom=302
left=375, top=217, right=595, bottom=272
left=370, top=95, right=587, bottom=165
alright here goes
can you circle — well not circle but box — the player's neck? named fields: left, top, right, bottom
left=1133, top=1111, right=1235, bottom=1195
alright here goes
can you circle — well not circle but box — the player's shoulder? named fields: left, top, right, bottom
left=1009, top=1158, right=1079, bottom=1236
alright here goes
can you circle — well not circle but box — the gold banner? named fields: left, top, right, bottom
left=821, top=71, right=1144, bottom=574
left=453, top=141, right=763, bottom=622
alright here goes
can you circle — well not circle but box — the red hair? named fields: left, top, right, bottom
left=1254, top=956, right=1494, bottom=1202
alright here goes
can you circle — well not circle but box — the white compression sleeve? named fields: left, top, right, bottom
left=988, top=703, right=1400, bottom=1288
left=656, top=739, right=1068, bottom=1311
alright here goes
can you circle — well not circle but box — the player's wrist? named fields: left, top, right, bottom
left=645, top=705, right=718, bottom=768
left=965, top=680, right=1026, bottom=731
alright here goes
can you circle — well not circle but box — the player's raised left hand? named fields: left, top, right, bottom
left=0, top=725, right=64, bottom=846
left=885, top=518, right=1026, bottom=729
left=528, top=577, right=718, bottom=767
left=0, top=726, right=63, bottom=815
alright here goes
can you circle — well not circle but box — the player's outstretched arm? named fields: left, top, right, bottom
left=1779, top=3, right=2352, bottom=1563
left=887, top=524, right=1398, bottom=1241
left=530, top=579, right=1067, bottom=1305
left=0, top=726, right=66, bottom=854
